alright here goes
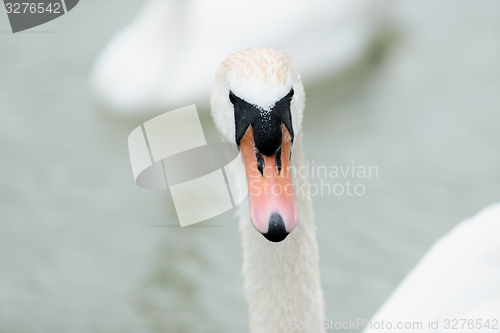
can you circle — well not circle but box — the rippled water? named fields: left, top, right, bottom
left=1, top=1, right=499, bottom=332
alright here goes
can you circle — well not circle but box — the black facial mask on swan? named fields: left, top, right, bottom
left=231, top=88, right=294, bottom=156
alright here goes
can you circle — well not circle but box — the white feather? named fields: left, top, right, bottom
left=212, top=48, right=325, bottom=333
left=364, top=203, right=500, bottom=333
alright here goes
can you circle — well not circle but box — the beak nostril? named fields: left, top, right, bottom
left=275, top=148, right=282, bottom=175
left=255, top=149, right=264, bottom=177
left=263, top=212, right=288, bottom=243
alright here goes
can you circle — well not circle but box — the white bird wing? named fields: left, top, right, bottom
left=364, top=203, right=500, bottom=333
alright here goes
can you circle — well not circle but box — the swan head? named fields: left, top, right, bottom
left=211, top=48, right=305, bottom=242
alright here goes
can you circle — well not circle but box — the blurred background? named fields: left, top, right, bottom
left=1, top=1, right=500, bottom=332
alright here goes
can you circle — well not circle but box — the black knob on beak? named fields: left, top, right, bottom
left=263, top=212, right=289, bottom=243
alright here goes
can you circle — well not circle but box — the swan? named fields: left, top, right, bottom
left=209, top=48, right=500, bottom=333
left=91, top=0, right=390, bottom=117
left=364, top=202, right=500, bottom=333
left=211, top=48, right=325, bottom=332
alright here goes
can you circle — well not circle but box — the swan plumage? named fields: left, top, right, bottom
left=365, top=203, right=500, bottom=332
left=211, top=48, right=325, bottom=332
left=91, top=0, right=390, bottom=117
left=211, top=48, right=500, bottom=333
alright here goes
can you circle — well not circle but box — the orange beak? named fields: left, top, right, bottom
left=240, top=125, right=298, bottom=242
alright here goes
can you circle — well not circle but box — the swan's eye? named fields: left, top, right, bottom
left=288, top=88, right=294, bottom=99
left=229, top=91, right=237, bottom=105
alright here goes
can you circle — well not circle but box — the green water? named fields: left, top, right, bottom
left=1, top=1, right=499, bottom=332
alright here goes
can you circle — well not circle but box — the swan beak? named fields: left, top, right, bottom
left=239, top=125, right=298, bottom=242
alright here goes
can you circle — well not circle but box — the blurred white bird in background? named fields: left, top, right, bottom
left=365, top=203, right=500, bottom=333
left=90, top=0, right=391, bottom=117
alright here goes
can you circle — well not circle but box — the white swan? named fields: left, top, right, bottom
left=209, top=48, right=500, bottom=333
left=211, top=48, right=325, bottom=332
left=364, top=202, right=500, bottom=333
left=91, top=0, right=390, bottom=117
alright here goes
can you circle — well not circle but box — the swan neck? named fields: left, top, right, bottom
left=239, top=130, right=325, bottom=333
